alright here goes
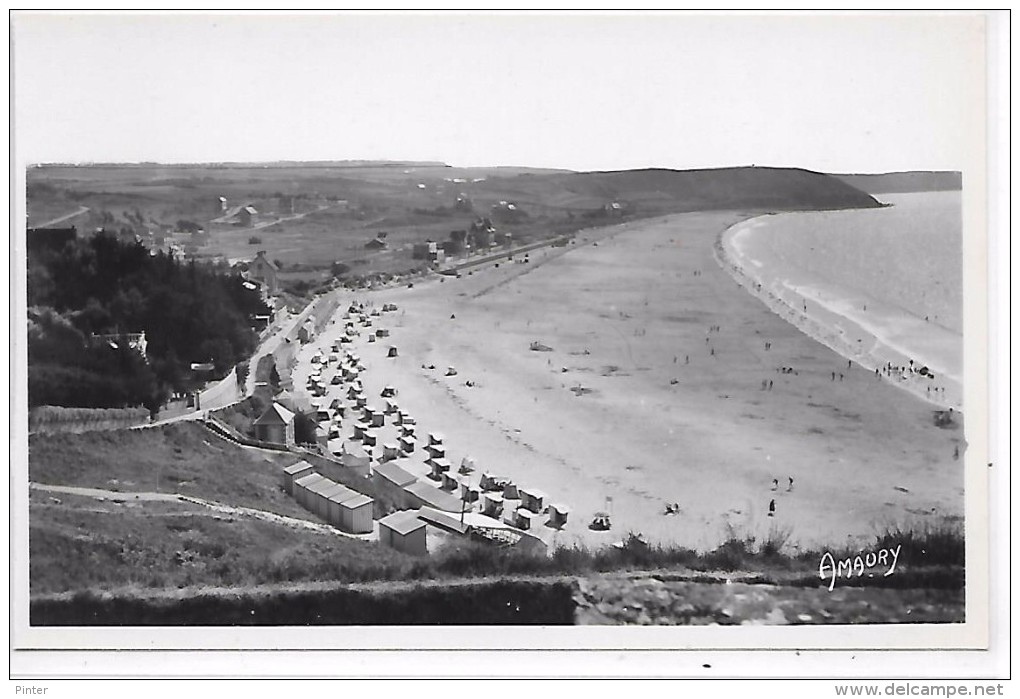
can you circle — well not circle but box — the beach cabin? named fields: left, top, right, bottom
left=399, top=423, right=416, bottom=438
left=459, top=456, right=476, bottom=474
left=430, top=457, right=452, bottom=477
left=293, top=473, right=328, bottom=511
left=520, top=488, right=548, bottom=514
left=398, top=435, right=415, bottom=454
left=404, top=481, right=463, bottom=513
left=352, top=421, right=369, bottom=441
left=502, top=482, right=520, bottom=501
left=336, top=492, right=374, bottom=534
left=317, top=481, right=350, bottom=520
left=379, top=510, right=427, bottom=556
left=440, top=472, right=460, bottom=491
left=548, top=503, right=570, bottom=529
left=428, top=432, right=444, bottom=447
left=369, top=410, right=385, bottom=428
left=377, top=328, right=390, bottom=338
left=372, top=461, right=418, bottom=507
left=281, top=460, right=315, bottom=495
left=480, top=473, right=501, bottom=491
left=388, top=346, right=399, bottom=358
left=425, top=443, right=446, bottom=461
left=383, top=399, right=398, bottom=415
left=322, top=482, right=356, bottom=526
left=461, top=479, right=479, bottom=502
left=502, top=506, right=518, bottom=526
left=515, top=508, right=535, bottom=530
left=382, top=443, right=400, bottom=461
left=341, top=441, right=372, bottom=475
left=355, top=394, right=368, bottom=408
left=362, top=430, right=378, bottom=448
left=482, top=492, right=504, bottom=518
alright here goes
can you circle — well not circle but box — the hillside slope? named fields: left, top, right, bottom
left=491, top=166, right=883, bottom=212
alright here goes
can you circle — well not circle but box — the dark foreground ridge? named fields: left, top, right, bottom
left=30, top=572, right=963, bottom=626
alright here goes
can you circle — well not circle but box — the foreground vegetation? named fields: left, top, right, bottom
left=28, top=422, right=964, bottom=598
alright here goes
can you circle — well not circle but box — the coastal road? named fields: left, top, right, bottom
left=139, top=297, right=326, bottom=429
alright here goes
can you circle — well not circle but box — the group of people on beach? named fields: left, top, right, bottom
left=874, top=359, right=950, bottom=401
left=767, top=477, right=795, bottom=517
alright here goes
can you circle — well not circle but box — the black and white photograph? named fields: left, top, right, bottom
left=9, top=10, right=1007, bottom=681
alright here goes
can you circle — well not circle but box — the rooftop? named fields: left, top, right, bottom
left=379, top=509, right=425, bottom=536
left=254, top=402, right=296, bottom=426
left=283, top=460, right=314, bottom=475
left=373, top=461, right=418, bottom=488
left=404, top=480, right=463, bottom=513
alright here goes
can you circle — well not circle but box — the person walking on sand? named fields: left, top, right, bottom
left=787, top=477, right=794, bottom=492
left=768, top=380, right=773, bottom=391
left=768, top=499, right=776, bottom=517
left=771, top=478, right=778, bottom=492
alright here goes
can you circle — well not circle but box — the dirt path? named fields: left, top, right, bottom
left=33, top=205, right=89, bottom=228
left=29, top=482, right=361, bottom=537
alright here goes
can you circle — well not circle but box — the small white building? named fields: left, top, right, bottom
left=379, top=510, right=427, bottom=556
left=281, top=460, right=315, bottom=495
left=520, top=488, right=548, bottom=514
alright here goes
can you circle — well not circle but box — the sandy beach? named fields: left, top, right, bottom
left=292, top=211, right=965, bottom=553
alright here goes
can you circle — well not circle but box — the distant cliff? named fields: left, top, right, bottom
left=530, top=166, right=884, bottom=212
left=833, top=171, right=962, bottom=194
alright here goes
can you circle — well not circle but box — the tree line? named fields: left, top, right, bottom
left=28, top=232, right=270, bottom=413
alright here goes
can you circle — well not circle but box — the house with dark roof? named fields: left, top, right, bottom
left=247, top=251, right=279, bottom=294
left=253, top=402, right=295, bottom=445
left=238, top=205, right=259, bottom=227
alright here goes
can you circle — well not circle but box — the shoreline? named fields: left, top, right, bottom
left=715, top=213, right=962, bottom=412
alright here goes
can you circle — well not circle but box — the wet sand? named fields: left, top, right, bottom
left=295, top=212, right=965, bottom=553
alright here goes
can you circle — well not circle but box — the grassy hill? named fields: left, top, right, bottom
left=25, top=162, right=881, bottom=286
left=504, top=166, right=884, bottom=212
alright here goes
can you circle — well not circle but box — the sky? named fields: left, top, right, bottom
left=12, top=12, right=990, bottom=173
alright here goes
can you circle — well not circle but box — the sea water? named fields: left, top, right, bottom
left=723, top=191, right=963, bottom=409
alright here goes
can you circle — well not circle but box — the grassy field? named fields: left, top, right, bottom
left=28, top=422, right=315, bottom=520
left=28, top=489, right=416, bottom=595
left=26, top=163, right=881, bottom=277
